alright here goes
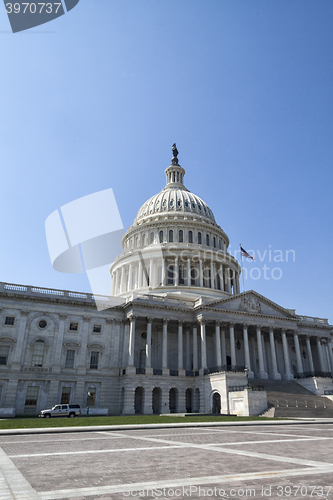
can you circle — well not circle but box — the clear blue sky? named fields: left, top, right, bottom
left=1, top=0, right=332, bottom=323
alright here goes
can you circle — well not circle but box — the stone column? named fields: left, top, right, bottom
left=138, top=260, right=142, bottom=288
left=225, top=268, right=231, bottom=293
left=52, top=314, right=67, bottom=374
left=229, top=323, right=236, bottom=368
left=128, top=263, right=132, bottom=291
left=324, top=342, right=331, bottom=372
left=327, top=341, right=333, bottom=376
left=111, top=273, right=115, bottom=295
left=293, top=331, right=303, bottom=376
left=215, top=322, right=222, bottom=367
left=120, top=266, right=125, bottom=293
left=199, top=318, right=207, bottom=375
left=127, top=315, right=136, bottom=373
left=269, top=327, right=281, bottom=380
left=306, top=336, right=315, bottom=374
left=145, top=318, right=153, bottom=375
left=250, top=336, right=256, bottom=376
left=210, top=261, right=215, bottom=289
left=219, top=264, right=224, bottom=291
left=178, top=321, right=185, bottom=375
left=282, top=329, right=293, bottom=379
left=187, top=258, right=191, bottom=286
left=77, top=317, right=90, bottom=375
left=192, top=325, right=198, bottom=371
left=185, top=328, right=190, bottom=371
left=256, top=325, right=268, bottom=379
left=12, top=310, right=29, bottom=371
left=161, top=389, right=170, bottom=414
left=199, top=260, right=203, bottom=287
left=243, top=324, right=253, bottom=378
left=143, top=389, right=153, bottom=415
left=174, top=257, right=179, bottom=286
left=122, top=321, right=129, bottom=367
left=221, top=328, right=226, bottom=367
left=317, top=339, right=326, bottom=373
left=149, top=258, right=154, bottom=287
left=162, top=319, right=169, bottom=375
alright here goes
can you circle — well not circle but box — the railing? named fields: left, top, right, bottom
left=136, top=368, right=145, bottom=375
left=228, top=385, right=248, bottom=392
left=204, top=365, right=246, bottom=375
left=250, top=385, right=265, bottom=391
left=169, top=370, right=179, bottom=376
left=324, top=390, right=333, bottom=395
left=186, top=370, right=199, bottom=377
left=275, top=399, right=328, bottom=409
left=153, top=369, right=162, bottom=376
left=21, top=366, right=49, bottom=373
left=294, top=371, right=332, bottom=379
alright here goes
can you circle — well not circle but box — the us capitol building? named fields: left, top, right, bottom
left=0, top=146, right=332, bottom=417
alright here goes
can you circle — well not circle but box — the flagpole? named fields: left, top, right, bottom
left=240, top=244, right=245, bottom=293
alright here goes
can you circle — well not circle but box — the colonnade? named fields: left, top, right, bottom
left=112, top=257, right=240, bottom=295
left=125, top=315, right=333, bottom=380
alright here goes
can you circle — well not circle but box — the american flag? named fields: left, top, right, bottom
left=240, top=246, right=255, bottom=261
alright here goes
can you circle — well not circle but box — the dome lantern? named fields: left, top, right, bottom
left=164, top=143, right=186, bottom=188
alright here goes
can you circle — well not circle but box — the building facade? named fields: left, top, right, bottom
left=0, top=147, right=332, bottom=416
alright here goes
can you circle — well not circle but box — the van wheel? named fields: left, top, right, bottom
left=69, top=412, right=75, bottom=418
left=45, top=414, right=51, bottom=418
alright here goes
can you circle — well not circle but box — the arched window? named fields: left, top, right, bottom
left=159, top=231, right=163, bottom=243
left=142, top=234, right=146, bottom=247
left=198, top=232, right=202, bottom=245
left=32, top=340, right=45, bottom=367
left=188, top=231, right=193, bottom=243
left=150, top=231, right=154, bottom=244
left=206, top=234, right=210, bottom=246
left=213, top=236, right=216, bottom=248
left=179, top=230, right=183, bottom=243
left=179, top=265, right=185, bottom=285
left=169, top=230, right=173, bottom=243
left=168, top=265, right=174, bottom=284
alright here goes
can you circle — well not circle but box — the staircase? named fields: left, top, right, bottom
left=250, top=379, right=333, bottom=418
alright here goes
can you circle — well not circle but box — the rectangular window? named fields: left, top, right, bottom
left=65, top=350, right=75, bottom=368
left=25, top=386, right=39, bottom=407
left=90, top=351, right=99, bottom=369
left=93, top=324, right=101, bottom=333
left=4, top=316, right=15, bottom=326
left=61, top=387, right=71, bottom=404
left=87, top=388, right=96, bottom=407
left=69, top=322, right=78, bottom=331
left=31, top=341, right=45, bottom=367
left=0, top=346, right=10, bottom=365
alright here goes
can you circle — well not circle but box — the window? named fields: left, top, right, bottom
left=213, top=236, right=216, bottom=248
left=25, top=386, right=39, bottom=407
left=169, top=230, right=173, bottom=242
left=179, top=265, right=185, bottom=285
left=159, top=231, right=163, bottom=243
left=0, top=346, right=10, bottom=365
left=61, top=387, right=71, bottom=404
left=198, top=232, right=202, bottom=245
left=150, top=232, right=154, bottom=244
left=38, top=320, right=47, bottom=329
left=93, top=324, right=102, bottom=333
left=191, top=267, right=196, bottom=286
left=87, top=388, right=96, bottom=407
left=90, top=351, right=99, bottom=369
left=142, top=234, right=146, bottom=247
left=4, top=316, right=15, bottom=326
left=206, top=234, right=210, bottom=246
left=69, top=322, right=78, bottom=331
left=188, top=231, right=193, bottom=243
left=31, top=340, right=45, bottom=367
left=65, top=350, right=75, bottom=368
left=179, top=230, right=183, bottom=243
left=168, top=265, right=174, bottom=285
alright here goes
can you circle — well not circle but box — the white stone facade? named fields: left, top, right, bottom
left=0, top=148, right=332, bottom=417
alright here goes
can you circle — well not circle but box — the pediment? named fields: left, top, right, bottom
left=203, top=291, right=296, bottom=319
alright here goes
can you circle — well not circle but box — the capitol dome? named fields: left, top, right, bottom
left=110, top=144, right=241, bottom=299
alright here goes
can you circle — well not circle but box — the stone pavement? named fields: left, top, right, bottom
left=0, top=421, right=333, bottom=499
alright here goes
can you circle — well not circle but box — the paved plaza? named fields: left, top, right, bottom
left=0, top=422, right=333, bottom=500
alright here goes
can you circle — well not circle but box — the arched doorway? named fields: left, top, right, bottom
left=134, top=387, right=144, bottom=414
left=169, top=388, right=178, bottom=413
left=186, top=388, right=192, bottom=413
left=152, top=387, right=161, bottom=414
left=212, top=392, right=221, bottom=414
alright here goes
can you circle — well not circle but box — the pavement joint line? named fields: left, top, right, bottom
left=8, top=444, right=184, bottom=458
left=98, top=431, right=333, bottom=468
left=38, top=467, right=333, bottom=500
left=0, top=447, right=40, bottom=500
left=2, top=418, right=333, bottom=436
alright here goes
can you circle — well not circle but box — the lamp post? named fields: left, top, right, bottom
left=87, top=391, right=91, bottom=417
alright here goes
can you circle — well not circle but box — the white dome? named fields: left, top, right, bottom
left=134, top=187, right=216, bottom=225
